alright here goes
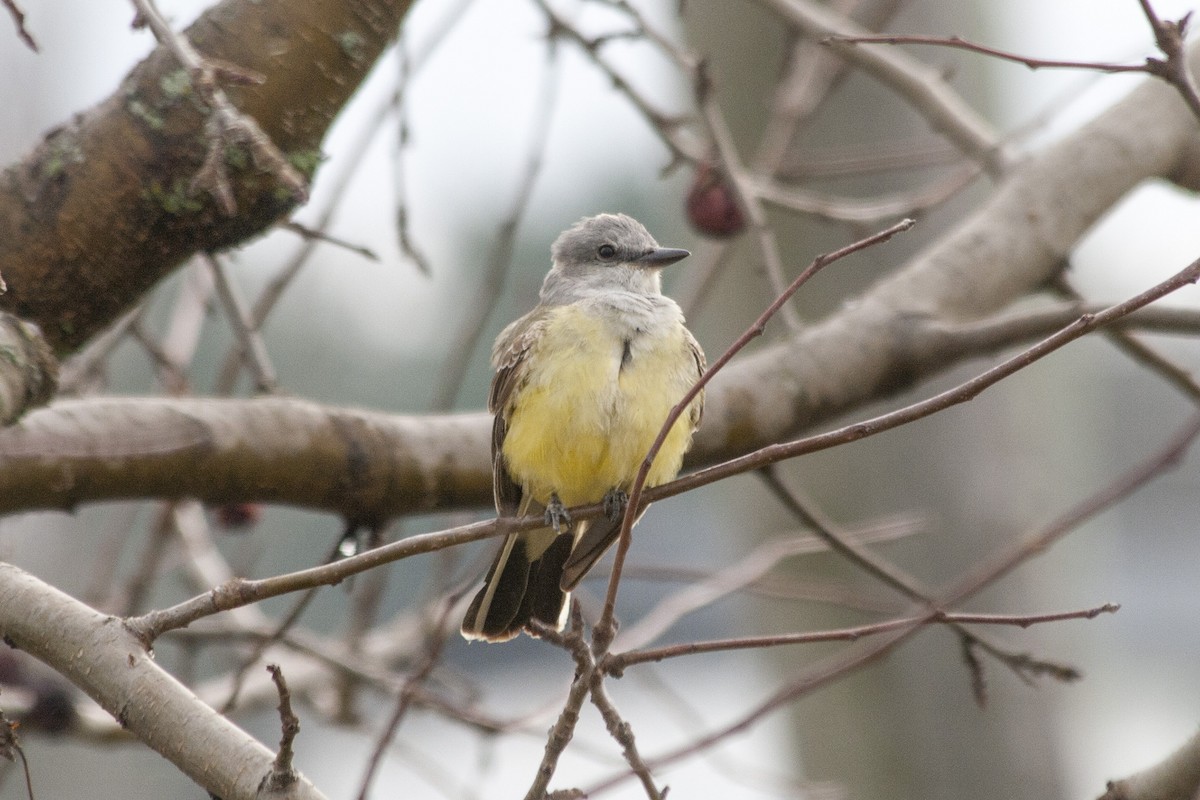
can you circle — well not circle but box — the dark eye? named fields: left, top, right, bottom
left=598, top=244, right=616, bottom=259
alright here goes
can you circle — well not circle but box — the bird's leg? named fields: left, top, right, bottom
left=544, top=493, right=572, bottom=535
left=602, top=488, right=628, bottom=522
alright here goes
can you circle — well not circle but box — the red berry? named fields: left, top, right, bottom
left=214, top=502, right=262, bottom=530
left=686, top=161, right=745, bottom=238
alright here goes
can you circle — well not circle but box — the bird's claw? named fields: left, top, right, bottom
left=545, top=494, right=572, bottom=534
left=602, top=488, right=628, bottom=522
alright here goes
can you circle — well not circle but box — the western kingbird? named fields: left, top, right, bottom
left=461, top=213, right=705, bottom=642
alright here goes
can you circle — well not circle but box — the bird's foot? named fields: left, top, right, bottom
left=602, top=488, right=629, bottom=522
left=545, top=494, right=572, bottom=534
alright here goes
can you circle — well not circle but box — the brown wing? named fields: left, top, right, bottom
left=488, top=312, right=549, bottom=516
left=685, top=327, right=706, bottom=430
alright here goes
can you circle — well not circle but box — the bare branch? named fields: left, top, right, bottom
left=204, top=253, right=278, bottom=393
left=831, top=33, right=1154, bottom=74
left=123, top=515, right=509, bottom=641
left=606, top=604, right=1119, bottom=671
left=523, top=612, right=593, bottom=800
left=279, top=222, right=379, bottom=262
left=262, top=664, right=301, bottom=793
left=694, top=62, right=802, bottom=327
left=756, top=469, right=1083, bottom=696
left=1099, top=727, right=1200, bottom=800
left=1136, top=1, right=1200, bottom=123
left=0, top=563, right=328, bottom=800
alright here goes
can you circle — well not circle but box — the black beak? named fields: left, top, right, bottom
left=635, top=247, right=690, bottom=268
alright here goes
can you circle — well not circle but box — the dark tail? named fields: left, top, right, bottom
left=461, top=531, right=573, bottom=642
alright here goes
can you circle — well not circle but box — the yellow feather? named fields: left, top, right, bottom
left=502, top=305, right=698, bottom=508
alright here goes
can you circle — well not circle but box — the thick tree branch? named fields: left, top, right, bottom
left=0, top=396, right=490, bottom=518
left=1099, top=728, right=1200, bottom=800
left=0, top=0, right=413, bottom=353
left=0, top=562, right=328, bottom=800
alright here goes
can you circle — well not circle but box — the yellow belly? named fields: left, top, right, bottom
left=501, top=305, right=698, bottom=508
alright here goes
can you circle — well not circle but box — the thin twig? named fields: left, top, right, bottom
left=756, top=163, right=980, bottom=225
left=2, top=0, right=36, bottom=51
left=0, top=713, right=35, bottom=800
left=204, top=253, right=278, bottom=393
left=261, top=664, right=300, bottom=792
left=523, top=609, right=594, bottom=800
left=588, top=622, right=918, bottom=797
left=281, top=222, right=379, bottom=262
left=532, top=0, right=698, bottom=166
left=831, top=33, right=1154, bottom=74
left=532, top=609, right=665, bottom=799
left=615, top=516, right=924, bottom=652
left=1049, top=274, right=1200, bottom=405
left=832, top=7, right=1200, bottom=125
left=123, top=515, right=518, bottom=641
left=606, top=604, right=1119, bottom=671
left=1128, top=1, right=1200, bottom=122
left=757, top=469, right=1080, bottom=698
left=695, top=62, right=802, bottom=329
left=392, top=36, right=433, bottom=276
left=588, top=664, right=664, bottom=799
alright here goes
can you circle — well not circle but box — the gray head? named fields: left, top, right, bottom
left=540, top=213, right=689, bottom=303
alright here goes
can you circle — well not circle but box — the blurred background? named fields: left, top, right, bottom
left=2, top=1, right=1200, bottom=798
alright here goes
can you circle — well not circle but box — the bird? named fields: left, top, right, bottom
left=461, top=213, right=705, bottom=642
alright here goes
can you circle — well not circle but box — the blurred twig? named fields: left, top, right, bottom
left=205, top=254, right=278, bottom=394
left=2, top=0, right=36, bottom=51
left=430, top=38, right=562, bottom=409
